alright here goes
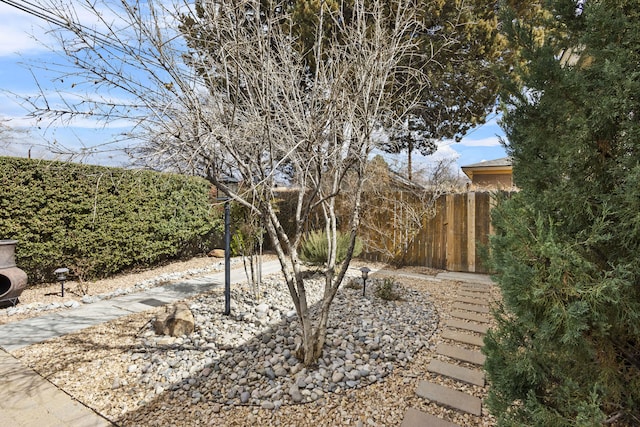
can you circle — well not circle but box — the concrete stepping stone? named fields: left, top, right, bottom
left=436, top=272, right=493, bottom=285
left=459, top=290, right=492, bottom=300
left=453, top=302, right=491, bottom=314
left=460, top=284, right=491, bottom=293
left=451, top=310, right=491, bottom=323
left=460, top=281, right=492, bottom=289
left=441, top=330, right=485, bottom=347
left=456, top=296, right=490, bottom=306
left=416, top=380, right=482, bottom=416
left=428, top=359, right=485, bottom=386
left=446, top=318, right=489, bottom=334
left=401, top=408, right=461, bottom=427
left=437, top=343, right=486, bottom=365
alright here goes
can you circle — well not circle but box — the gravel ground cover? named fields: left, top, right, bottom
left=6, top=257, right=498, bottom=426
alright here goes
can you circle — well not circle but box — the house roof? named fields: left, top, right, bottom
left=461, top=157, right=512, bottom=169
left=461, top=157, right=512, bottom=181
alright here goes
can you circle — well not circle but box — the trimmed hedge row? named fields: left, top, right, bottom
left=0, top=157, right=222, bottom=283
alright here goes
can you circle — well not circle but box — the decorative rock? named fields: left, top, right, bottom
left=331, top=371, right=345, bottom=383
left=255, top=303, right=269, bottom=313
left=261, top=401, right=275, bottom=410
left=153, top=302, right=195, bottom=337
left=208, top=249, right=225, bottom=258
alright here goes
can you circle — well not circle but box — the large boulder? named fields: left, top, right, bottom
left=153, top=302, right=195, bottom=337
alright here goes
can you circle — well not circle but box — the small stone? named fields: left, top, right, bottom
left=240, top=391, right=250, bottom=404
left=81, top=295, right=97, bottom=304
left=255, top=303, right=270, bottom=313
left=290, top=389, right=303, bottom=403
left=331, top=371, right=345, bottom=383
left=261, top=401, right=275, bottom=410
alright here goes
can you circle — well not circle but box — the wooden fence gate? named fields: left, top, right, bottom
left=362, top=192, right=497, bottom=273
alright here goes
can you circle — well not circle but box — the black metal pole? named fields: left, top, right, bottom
left=224, top=200, right=231, bottom=315
left=362, top=277, right=366, bottom=297
left=61, top=280, right=65, bottom=298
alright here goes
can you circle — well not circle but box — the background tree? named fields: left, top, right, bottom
left=485, top=1, right=640, bottom=425
left=377, top=0, right=508, bottom=180
left=24, top=0, right=425, bottom=365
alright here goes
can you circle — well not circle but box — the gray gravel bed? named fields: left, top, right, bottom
left=127, top=272, right=438, bottom=409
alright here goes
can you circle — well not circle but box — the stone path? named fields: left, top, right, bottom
left=401, top=273, right=496, bottom=427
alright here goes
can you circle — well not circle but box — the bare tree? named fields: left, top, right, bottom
left=22, top=0, right=425, bottom=365
left=358, top=155, right=465, bottom=266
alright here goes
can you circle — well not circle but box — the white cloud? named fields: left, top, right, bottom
left=0, top=0, right=144, bottom=57
left=0, top=4, right=50, bottom=56
left=432, top=143, right=460, bottom=161
left=457, top=136, right=504, bottom=147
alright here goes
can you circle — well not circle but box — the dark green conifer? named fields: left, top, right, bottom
left=485, top=1, right=640, bottom=425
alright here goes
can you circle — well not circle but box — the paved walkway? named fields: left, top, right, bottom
left=402, top=271, right=496, bottom=427
left=0, top=349, right=113, bottom=426
left=0, top=260, right=282, bottom=427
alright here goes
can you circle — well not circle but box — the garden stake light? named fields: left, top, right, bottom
left=54, top=267, right=69, bottom=297
left=360, top=266, right=371, bottom=297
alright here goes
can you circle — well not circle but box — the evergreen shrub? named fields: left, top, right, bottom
left=485, top=2, right=640, bottom=425
left=0, top=157, right=222, bottom=283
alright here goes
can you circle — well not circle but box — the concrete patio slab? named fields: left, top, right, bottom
left=0, top=349, right=112, bottom=426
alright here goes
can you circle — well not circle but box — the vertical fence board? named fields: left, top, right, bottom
left=467, top=192, right=476, bottom=273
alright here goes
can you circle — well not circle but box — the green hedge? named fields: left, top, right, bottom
left=0, top=157, right=222, bottom=283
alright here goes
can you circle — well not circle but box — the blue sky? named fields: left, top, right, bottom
left=0, top=1, right=508, bottom=172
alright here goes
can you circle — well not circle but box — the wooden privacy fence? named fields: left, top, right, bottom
left=362, top=191, right=499, bottom=273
